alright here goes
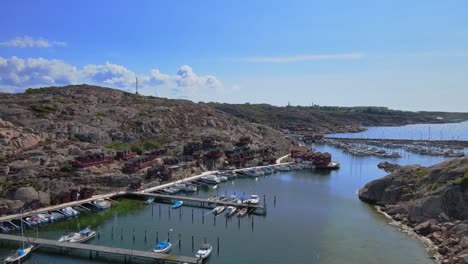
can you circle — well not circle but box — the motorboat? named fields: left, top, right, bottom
left=225, top=206, right=237, bottom=217
left=50, top=211, right=66, bottom=221
left=245, top=169, right=260, bottom=177
left=195, top=243, right=213, bottom=259
left=172, top=201, right=183, bottom=209
left=64, top=228, right=96, bottom=243
left=154, top=241, right=172, bottom=253
left=218, top=176, right=228, bottom=182
left=237, top=208, right=248, bottom=217
left=61, top=207, right=80, bottom=217
left=245, top=194, right=259, bottom=205
left=174, top=183, right=197, bottom=192
left=212, top=206, right=226, bottom=215
left=145, top=197, right=155, bottom=205
left=4, top=245, right=34, bottom=263
left=276, top=165, right=291, bottom=172
left=162, top=187, right=179, bottom=195
left=94, top=199, right=112, bottom=210
left=199, top=175, right=220, bottom=185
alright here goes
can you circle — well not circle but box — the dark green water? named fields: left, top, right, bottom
left=1, top=144, right=452, bottom=263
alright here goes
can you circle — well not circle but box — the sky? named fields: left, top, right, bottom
left=1, top=0, right=468, bottom=112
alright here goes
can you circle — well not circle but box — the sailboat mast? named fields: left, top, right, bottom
left=20, top=209, right=25, bottom=249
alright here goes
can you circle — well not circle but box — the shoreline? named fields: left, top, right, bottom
left=375, top=205, right=443, bottom=263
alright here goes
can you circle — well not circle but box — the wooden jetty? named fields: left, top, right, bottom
left=0, top=191, right=126, bottom=223
left=0, top=234, right=201, bottom=264
left=128, top=192, right=267, bottom=215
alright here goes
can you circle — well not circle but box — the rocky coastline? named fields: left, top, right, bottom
left=359, top=158, right=468, bottom=263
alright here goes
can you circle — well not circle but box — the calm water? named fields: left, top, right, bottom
left=328, top=121, right=468, bottom=141
left=2, top=124, right=464, bottom=263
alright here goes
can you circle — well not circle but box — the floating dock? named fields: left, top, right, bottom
left=0, top=234, right=201, bottom=264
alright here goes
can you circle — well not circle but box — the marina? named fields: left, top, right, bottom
left=2, top=123, right=467, bottom=263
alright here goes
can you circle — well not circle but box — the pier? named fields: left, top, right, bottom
left=128, top=192, right=267, bottom=215
left=0, top=234, right=201, bottom=264
left=325, top=137, right=468, bottom=148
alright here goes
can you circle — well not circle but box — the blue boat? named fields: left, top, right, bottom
left=172, top=201, right=183, bottom=209
left=154, top=241, right=172, bottom=253
left=145, top=197, right=155, bottom=205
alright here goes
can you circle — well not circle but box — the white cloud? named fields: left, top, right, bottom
left=0, top=36, right=66, bottom=48
left=82, top=62, right=136, bottom=90
left=174, top=65, right=223, bottom=98
left=0, top=57, right=222, bottom=99
left=0, top=56, right=78, bottom=86
left=239, top=53, right=364, bottom=63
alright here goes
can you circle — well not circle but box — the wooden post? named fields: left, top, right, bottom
left=133, top=228, right=135, bottom=242
left=225, top=217, right=228, bottom=229
left=192, top=208, right=194, bottom=224
left=144, top=228, right=147, bottom=243
left=156, top=231, right=159, bottom=243
left=217, top=237, right=220, bottom=256
left=167, top=232, right=170, bottom=242
left=111, top=226, right=114, bottom=240
left=192, top=235, right=194, bottom=252
left=121, top=227, right=123, bottom=240
left=274, top=195, right=276, bottom=208
left=263, top=194, right=266, bottom=206
left=168, top=206, right=171, bottom=220
left=179, top=233, right=181, bottom=249
left=213, top=214, right=216, bottom=226
left=202, top=211, right=204, bottom=224
left=251, top=216, right=254, bottom=232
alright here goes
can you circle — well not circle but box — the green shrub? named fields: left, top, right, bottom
left=457, top=172, right=468, bottom=190
left=31, top=103, right=56, bottom=113
left=416, top=168, right=426, bottom=177
left=60, top=163, right=76, bottom=173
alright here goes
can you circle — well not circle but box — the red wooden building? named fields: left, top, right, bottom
left=147, top=164, right=173, bottom=181
left=129, top=178, right=142, bottom=190
left=122, top=156, right=158, bottom=173
left=73, top=153, right=114, bottom=169
left=115, top=150, right=137, bottom=160
left=80, top=188, right=95, bottom=199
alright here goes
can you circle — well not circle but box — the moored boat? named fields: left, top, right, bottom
left=225, top=206, right=237, bottom=217
left=237, top=207, right=248, bottom=217
left=212, top=206, right=226, bottom=215
left=69, top=228, right=96, bottom=243
left=195, top=243, right=213, bottom=259
left=94, top=199, right=112, bottom=210
left=153, top=241, right=172, bottom=253
left=244, top=194, right=259, bottom=205
left=172, top=201, right=183, bottom=209
left=4, top=245, right=34, bottom=263
left=145, top=197, right=155, bottom=205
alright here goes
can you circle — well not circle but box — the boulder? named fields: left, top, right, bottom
left=13, top=187, right=39, bottom=203
left=414, top=220, right=432, bottom=233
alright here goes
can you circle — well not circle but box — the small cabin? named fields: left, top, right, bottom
left=80, top=188, right=94, bottom=199
left=129, top=178, right=142, bottom=190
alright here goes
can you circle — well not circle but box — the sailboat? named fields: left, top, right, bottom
left=4, top=211, right=34, bottom=263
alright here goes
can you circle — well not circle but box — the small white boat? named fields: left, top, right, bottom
left=237, top=208, right=248, bottom=217
left=225, top=206, right=237, bottom=217
left=218, top=176, right=228, bottom=182
left=4, top=245, right=34, bottom=263
left=162, top=187, right=179, bottom=194
left=244, top=169, right=260, bottom=177
left=244, top=194, right=259, bottom=205
left=212, top=206, right=226, bottom=215
left=154, top=241, right=172, bottom=253
left=50, top=211, right=65, bottom=221
left=199, top=175, right=220, bottom=185
left=94, top=199, right=112, bottom=210
left=195, top=243, right=213, bottom=259
left=68, top=228, right=96, bottom=243
left=174, top=183, right=197, bottom=192
left=61, top=206, right=80, bottom=217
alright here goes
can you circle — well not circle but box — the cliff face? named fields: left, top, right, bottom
left=359, top=158, right=468, bottom=263
left=0, top=85, right=289, bottom=155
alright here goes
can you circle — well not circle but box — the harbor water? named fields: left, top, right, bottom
left=1, top=123, right=465, bottom=263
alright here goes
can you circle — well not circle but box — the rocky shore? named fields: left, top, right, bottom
left=359, top=158, right=468, bottom=263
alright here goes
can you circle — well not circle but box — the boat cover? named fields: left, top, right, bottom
left=156, top=242, right=170, bottom=248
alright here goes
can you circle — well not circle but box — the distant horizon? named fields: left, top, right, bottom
left=1, top=1, right=468, bottom=112
left=7, top=83, right=468, bottom=114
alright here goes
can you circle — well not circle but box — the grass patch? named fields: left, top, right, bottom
left=456, top=171, right=468, bottom=190
left=416, top=168, right=426, bottom=178
left=105, top=139, right=162, bottom=155
left=31, top=103, right=56, bottom=113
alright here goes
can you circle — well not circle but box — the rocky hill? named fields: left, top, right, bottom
left=359, top=158, right=468, bottom=263
left=208, top=103, right=468, bottom=133
left=0, top=85, right=290, bottom=214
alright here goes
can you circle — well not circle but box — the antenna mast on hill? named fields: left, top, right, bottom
left=135, top=77, right=139, bottom=95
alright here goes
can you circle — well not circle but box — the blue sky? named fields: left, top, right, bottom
left=1, top=0, right=467, bottom=111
